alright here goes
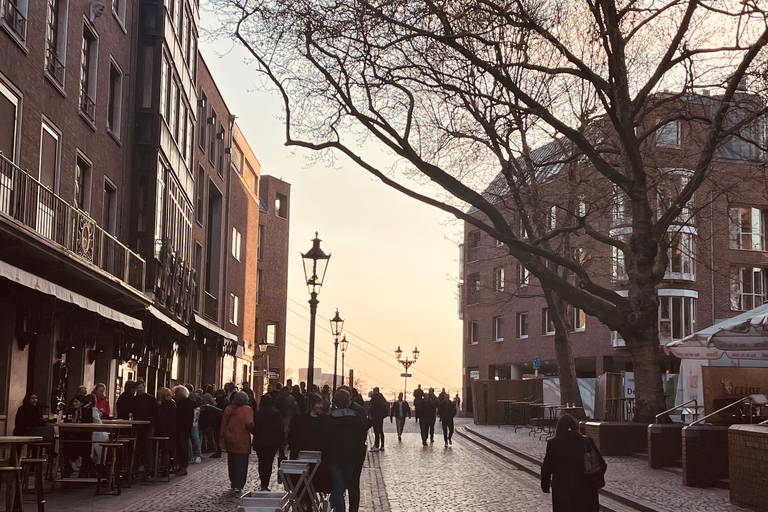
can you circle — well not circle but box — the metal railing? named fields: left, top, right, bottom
left=2, top=0, right=26, bottom=40
left=0, top=152, right=145, bottom=293
left=80, top=84, right=95, bottom=122
left=203, top=291, right=218, bottom=319
left=45, top=47, right=65, bottom=86
left=690, top=394, right=767, bottom=426
left=655, top=399, right=699, bottom=423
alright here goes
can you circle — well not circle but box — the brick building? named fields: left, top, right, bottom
left=460, top=93, right=768, bottom=413
left=0, top=0, right=289, bottom=431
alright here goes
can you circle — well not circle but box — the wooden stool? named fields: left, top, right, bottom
left=20, top=458, right=46, bottom=512
left=95, top=443, right=122, bottom=496
left=0, top=466, right=23, bottom=512
left=146, top=437, right=170, bottom=483
left=26, top=442, right=54, bottom=483
left=115, top=438, right=135, bottom=487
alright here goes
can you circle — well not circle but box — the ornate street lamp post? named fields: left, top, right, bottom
left=340, top=335, right=349, bottom=386
left=256, top=340, right=270, bottom=395
left=329, top=308, right=345, bottom=394
left=301, top=233, right=331, bottom=391
left=395, top=345, right=420, bottom=398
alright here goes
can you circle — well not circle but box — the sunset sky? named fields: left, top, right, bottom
left=200, top=30, right=464, bottom=398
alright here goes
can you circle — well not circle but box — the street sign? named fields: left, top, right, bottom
left=533, top=357, right=540, bottom=369
left=267, top=372, right=279, bottom=379
left=400, top=373, right=412, bottom=378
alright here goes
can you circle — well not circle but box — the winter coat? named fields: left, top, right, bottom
left=251, top=405, right=284, bottom=448
left=368, top=393, right=389, bottom=420
left=324, top=408, right=368, bottom=466
left=438, top=400, right=457, bottom=421
left=541, top=430, right=606, bottom=512
left=220, top=404, right=253, bottom=454
left=155, top=400, right=177, bottom=445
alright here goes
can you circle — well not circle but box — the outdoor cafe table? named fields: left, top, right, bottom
left=53, top=423, right=132, bottom=487
left=497, top=400, right=540, bottom=430
left=0, top=436, right=43, bottom=511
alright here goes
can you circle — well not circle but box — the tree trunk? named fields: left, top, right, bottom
left=544, top=289, right=586, bottom=420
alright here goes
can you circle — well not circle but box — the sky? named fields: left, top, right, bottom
left=199, top=16, right=464, bottom=399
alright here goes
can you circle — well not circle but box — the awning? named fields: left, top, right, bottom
left=147, top=305, right=189, bottom=336
left=194, top=313, right=238, bottom=342
left=0, top=259, right=143, bottom=330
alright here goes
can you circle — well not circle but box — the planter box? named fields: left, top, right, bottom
left=585, top=421, right=648, bottom=456
left=682, top=425, right=729, bottom=487
left=729, top=424, right=768, bottom=511
left=648, top=423, right=685, bottom=469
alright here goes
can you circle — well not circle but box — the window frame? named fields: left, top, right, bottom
left=730, top=266, right=766, bottom=312
left=542, top=308, right=555, bottom=336
left=107, top=58, right=123, bottom=139
left=516, top=312, right=528, bottom=339
left=468, top=321, right=479, bottom=345
left=655, top=119, right=680, bottom=147
left=493, top=267, right=505, bottom=292
left=0, top=77, right=22, bottom=164
left=493, top=316, right=503, bottom=342
left=730, top=206, right=767, bottom=252
left=2, top=0, right=28, bottom=42
left=45, top=0, right=69, bottom=89
left=74, top=151, right=92, bottom=212
left=79, top=20, right=99, bottom=125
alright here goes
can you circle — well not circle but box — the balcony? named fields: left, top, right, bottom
left=2, top=0, right=26, bottom=41
left=45, top=47, right=65, bottom=86
left=80, top=84, right=95, bottom=123
left=204, top=291, right=218, bottom=319
left=0, top=153, right=145, bottom=293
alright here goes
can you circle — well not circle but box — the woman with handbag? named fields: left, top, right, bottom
left=540, top=413, right=607, bottom=512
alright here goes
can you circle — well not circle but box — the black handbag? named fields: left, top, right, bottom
left=27, top=425, right=55, bottom=442
left=583, top=436, right=606, bottom=488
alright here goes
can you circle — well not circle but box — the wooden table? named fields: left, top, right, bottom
left=0, top=435, right=43, bottom=511
left=53, top=423, right=132, bottom=486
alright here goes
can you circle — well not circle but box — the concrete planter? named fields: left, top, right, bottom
left=584, top=421, right=648, bottom=456
left=682, top=424, right=729, bottom=487
left=729, top=424, right=768, bottom=511
left=648, top=423, right=685, bottom=469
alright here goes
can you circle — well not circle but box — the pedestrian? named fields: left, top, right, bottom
left=325, top=388, right=368, bottom=512
left=273, top=383, right=299, bottom=468
left=438, top=392, right=456, bottom=446
left=132, top=379, right=159, bottom=477
left=426, top=388, right=439, bottom=443
left=241, top=381, right=255, bottom=406
left=453, top=393, right=461, bottom=413
left=368, top=387, right=389, bottom=452
left=199, top=393, right=223, bottom=458
left=115, top=380, right=136, bottom=420
left=288, top=392, right=332, bottom=509
left=321, top=384, right=331, bottom=404
left=185, top=384, right=203, bottom=464
left=155, top=387, right=176, bottom=478
left=173, top=385, right=195, bottom=476
left=215, top=388, right=230, bottom=410
left=389, top=392, right=411, bottom=442
left=541, top=414, right=606, bottom=512
left=292, top=384, right=307, bottom=414
left=414, top=395, right=434, bottom=446
left=220, top=391, right=254, bottom=493
left=250, top=394, right=284, bottom=491
left=413, top=384, right=424, bottom=402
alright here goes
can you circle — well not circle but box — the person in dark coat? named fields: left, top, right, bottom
left=13, top=391, right=47, bottom=435
left=287, top=392, right=332, bottom=508
left=389, top=392, right=411, bottom=442
left=325, top=388, right=368, bottom=512
left=155, top=387, right=176, bottom=477
left=426, top=388, right=439, bottom=443
left=368, top=387, right=389, bottom=452
left=541, top=414, right=606, bottom=512
left=132, top=380, right=159, bottom=476
left=173, top=385, right=195, bottom=475
left=215, top=388, right=230, bottom=410
left=414, top=396, right=434, bottom=446
left=250, top=394, right=285, bottom=490
left=437, top=393, right=457, bottom=446
left=199, top=394, right=223, bottom=458
left=115, top=380, right=136, bottom=420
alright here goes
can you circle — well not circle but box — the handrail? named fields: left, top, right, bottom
left=656, top=398, right=698, bottom=423
left=690, top=396, right=751, bottom=426
left=760, top=418, right=768, bottom=426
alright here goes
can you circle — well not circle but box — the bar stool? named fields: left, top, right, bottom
left=146, top=437, right=170, bottom=483
left=115, top=438, right=135, bottom=487
left=20, top=458, right=46, bottom=512
left=95, top=443, right=123, bottom=496
left=0, top=465, right=23, bottom=512
left=26, top=442, right=54, bottom=483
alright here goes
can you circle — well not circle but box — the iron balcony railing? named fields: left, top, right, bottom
left=203, top=291, right=218, bottom=319
left=2, top=0, right=26, bottom=40
left=0, top=152, right=145, bottom=293
left=80, top=83, right=96, bottom=122
left=45, top=47, right=65, bottom=86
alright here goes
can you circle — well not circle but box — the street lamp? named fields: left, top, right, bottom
left=329, top=308, right=344, bottom=394
left=395, top=345, right=420, bottom=398
left=301, top=233, right=331, bottom=391
left=339, top=335, right=349, bottom=386
left=256, top=341, right=270, bottom=395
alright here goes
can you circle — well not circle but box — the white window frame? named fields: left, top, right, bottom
left=518, top=264, right=530, bottom=287
left=2, top=0, right=28, bottom=42
left=45, top=0, right=69, bottom=89
left=517, top=312, right=528, bottom=339
left=79, top=20, right=99, bottom=124
left=730, top=206, right=766, bottom=251
left=266, top=322, right=277, bottom=346
left=658, top=290, right=697, bottom=343
left=656, top=119, right=680, bottom=147
left=0, top=77, right=22, bottom=165
left=493, top=267, right=505, bottom=292
left=543, top=308, right=555, bottom=336
left=107, top=59, right=123, bottom=138
left=229, top=293, right=239, bottom=326
left=74, top=151, right=92, bottom=212
left=731, top=266, right=766, bottom=312
left=493, top=316, right=503, bottom=342
left=572, top=306, right=585, bottom=332
left=665, top=229, right=696, bottom=281
left=112, top=0, right=127, bottom=27
left=231, top=226, right=241, bottom=261
left=469, top=321, right=479, bottom=345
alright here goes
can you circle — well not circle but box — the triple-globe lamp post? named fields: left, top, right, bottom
left=301, top=233, right=331, bottom=391
left=395, top=345, right=420, bottom=398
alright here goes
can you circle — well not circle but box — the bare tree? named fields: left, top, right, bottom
left=211, top=0, right=768, bottom=421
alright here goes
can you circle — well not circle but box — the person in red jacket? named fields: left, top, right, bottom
left=219, top=391, right=254, bottom=493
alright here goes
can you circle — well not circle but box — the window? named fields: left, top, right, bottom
left=103, top=180, right=116, bottom=234
left=730, top=207, right=766, bottom=251
left=246, top=163, right=258, bottom=195
left=266, top=322, right=277, bottom=345
left=193, top=242, right=203, bottom=311
left=74, top=154, right=91, bottom=212
left=542, top=308, right=555, bottom=335
left=39, top=120, right=60, bottom=192
left=169, top=80, right=178, bottom=138
left=518, top=264, right=530, bottom=287
left=666, top=231, right=696, bottom=281
left=2, top=0, right=28, bottom=41
left=231, top=227, right=241, bottom=261
left=496, top=237, right=503, bottom=247
left=45, top=0, right=67, bottom=87
left=160, top=57, right=169, bottom=121
left=656, top=120, right=680, bottom=146
left=469, top=321, right=479, bottom=344
left=493, top=316, right=503, bottom=341
left=208, top=110, right=217, bottom=162
left=0, top=79, right=21, bottom=163
left=79, top=23, right=98, bottom=123
left=256, top=268, right=263, bottom=304
left=257, top=224, right=264, bottom=260
left=493, top=267, right=505, bottom=292
left=611, top=330, right=625, bottom=348
left=157, top=161, right=192, bottom=261
left=231, top=143, right=242, bottom=173
left=656, top=170, right=692, bottom=222
left=198, top=93, right=207, bottom=150
left=112, top=0, right=126, bottom=25
left=569, top=305, right=585, bottom=332
left=467, top=231, right=480, bottom=261
left=659, top=293, right=696, bottom=342
left=731, top=267, right=766, bottom=311
left=229, top=293, right=239, bottom=325
left=517, top=312, right=528, bottom=339
left=276, top=193, right=288, bottom=218
left=549, top=205, right=557, bottom=230
left=467, top=273, right=480, bottom=304
left=611, top=188, right=631, bottom=225
left=195, top=166, right=204, bottom=224
left=217, top=124, right=224, bottom=176
left=107, top=61, right=122, bottom=137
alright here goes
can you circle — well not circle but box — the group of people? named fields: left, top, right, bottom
left=402, top=385, right=458, bottom=447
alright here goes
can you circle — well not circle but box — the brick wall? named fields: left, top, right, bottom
left=682, top=425, right=729, bottom=487
left=729, top=425, right=768, bottom=511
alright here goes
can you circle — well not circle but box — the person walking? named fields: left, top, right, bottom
left=541, top=414, right=607, bottom=512
left=325, top=388, right=368, bottom=512
left=200, top=394, right=223, bottom=458
left=115, top=380, right=136, bottom=420
left=155, top=387, right=176, bottom=478
left=250, top=394, right=284, bottom=491
left=220, top=391, right=254, bottom=493
left=173, top=385, right=195, bottom=476
left=389, top=393, right=411, bottom=442
left=453, top=393, right=461, bottom=414
left=288, top=392, right=332, bottom=509
left=438, top=393, right=457, bottom=446
left=132, top=380, right=159, bottom=478
left=426, top=388, right=439, bottom=443
left=414, top=396, right=434, bottom=446
left=368, top=387, right=389, bottom=452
